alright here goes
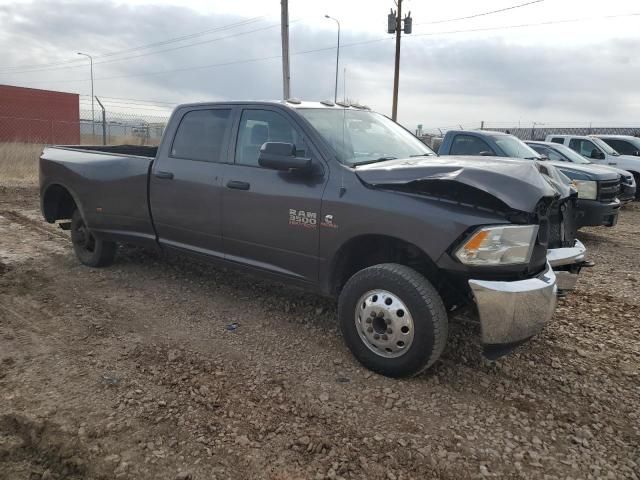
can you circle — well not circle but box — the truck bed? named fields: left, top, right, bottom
left=39, top=145, right=157, bottom=245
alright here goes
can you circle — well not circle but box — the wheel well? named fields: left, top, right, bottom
left=330, top=235, right=442, bottom=296
left=42, top=184, right=77, bottom=223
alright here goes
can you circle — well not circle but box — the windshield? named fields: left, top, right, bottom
left=591, top=137, right=620, bottom=156
left=492, top=135, right=541, bottom=159
left=297, top=108, right=435, bottom=166
left=550, top=143, right=592, bottom=164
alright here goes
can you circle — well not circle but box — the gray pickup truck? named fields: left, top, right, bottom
left=40, top=100, right=585, bottom=377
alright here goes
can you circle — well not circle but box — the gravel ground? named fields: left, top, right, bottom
left=0, top=184, right=638, bottom=480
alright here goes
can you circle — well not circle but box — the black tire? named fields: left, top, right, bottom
left=70, top=209, right=116, bottom=267
left=338, top=263, right=448, bottom=378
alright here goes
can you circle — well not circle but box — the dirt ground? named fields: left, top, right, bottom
left=0, top=184, right=638, bottom=480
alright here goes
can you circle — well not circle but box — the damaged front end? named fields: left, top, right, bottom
left=355, top=156, right=587, bottom=355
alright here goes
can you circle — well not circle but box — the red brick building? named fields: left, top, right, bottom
left=0, top=84, right=80, bottom=143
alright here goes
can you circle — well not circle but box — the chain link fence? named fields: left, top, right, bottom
left=0, top=108, right=170, bottom=146
left=0, top=106, right=171, bottom=183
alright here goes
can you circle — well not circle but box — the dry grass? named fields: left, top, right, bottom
left=0, top=142, right=43, bottom=185
left=0, top=136, right=162, bottom=186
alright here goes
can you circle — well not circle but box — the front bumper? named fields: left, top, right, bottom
left=575, top=199, right=619, bottom=228
left=619, top=182, right=636, bottom=204
left=469, top=262, right=557, bottom=346
left=547, top=239, right=587, bottom=291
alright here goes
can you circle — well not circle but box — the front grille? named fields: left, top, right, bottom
left=598, top=179, right=620, bottom=203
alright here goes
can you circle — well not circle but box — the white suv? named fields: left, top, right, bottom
left=545, top=134, right=640, bottom=197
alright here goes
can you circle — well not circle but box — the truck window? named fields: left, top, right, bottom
left=530, top=145, right=564, bottom=161
left=170, top=109, right=232, bottom=162
left=550, top=137, right=565, bottom=144
left=450, top=134, right=495, bottom=156
left=235, top=110, right=304, bottom=167
left=569, top=138, right=600, bottom=158
left=602, top=138, right=633, bottom=155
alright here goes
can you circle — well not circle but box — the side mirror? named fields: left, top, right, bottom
left=258, top=142, right=312, bottom=172
left=590, top=149, right=605, bottom=160
left=634, top=151, right=640, bottom=157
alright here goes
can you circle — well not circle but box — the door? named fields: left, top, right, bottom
left=222, top=107, right=326, bottom=282
left=149, top=106, right=234, bottom=257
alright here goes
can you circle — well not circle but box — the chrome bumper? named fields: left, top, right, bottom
left=547, top=239, right=586, bottom=268
left=469, top=262, right=557, bottom=345
left=547, top=239, right=587, bottom=291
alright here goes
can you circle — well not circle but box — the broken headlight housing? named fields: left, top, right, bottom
left=455, top=225, right=539, bottom=266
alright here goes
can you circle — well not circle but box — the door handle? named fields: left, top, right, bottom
left=154, top=171, right=174, bottom=180
left=226, top=180, right=250, bottom=190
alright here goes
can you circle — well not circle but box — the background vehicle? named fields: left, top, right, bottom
left=39, top=101, right=584, bottom=377
left=438, top=130, right=620, bottom=228
left=526, top=140, right=636, bottom=203
left=596, top=134, right=640, bottom=157
left=546, top=134, right=640, bottom=198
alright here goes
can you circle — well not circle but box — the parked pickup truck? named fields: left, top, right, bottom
left=438, top=130, right=621, bottom=228
left=525, top=140, right=636, bottom=204
left=546, top=134, right=640, bottom=199
left=40, top=100, right=586, bottom=377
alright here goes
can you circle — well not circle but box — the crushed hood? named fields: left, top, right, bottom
left=355, top=156, right=564, bottom=213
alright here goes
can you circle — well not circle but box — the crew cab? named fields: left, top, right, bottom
left=40, top=101, right=585, bottom=377
left=526, top=140, right=636, bottom=204
left=438, top=130, right=620, bottom=228
left=546, top=134, right=640, bottom=199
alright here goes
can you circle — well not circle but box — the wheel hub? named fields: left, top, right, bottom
left=354, top=290, right=414, bottom=358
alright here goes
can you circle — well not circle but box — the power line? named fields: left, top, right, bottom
left=0, top=16, right=266, bottom=73
left=0, top=21, right=287, bottom=76
left=0, top=2, right=542, bottom=75
left=11, top=12, right=640, bottom=87
left=411, top=12, right=640, bottom=38
left=414, top=0, right=544, bottom=26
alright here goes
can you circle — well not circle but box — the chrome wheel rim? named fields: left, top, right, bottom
left=354, top=289, right=414, bottom=358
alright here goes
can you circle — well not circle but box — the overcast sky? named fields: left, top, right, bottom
left=0, top=0, right=638, bottom=130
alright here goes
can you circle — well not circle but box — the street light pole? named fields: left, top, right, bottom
left=324, top=15, right=340, bottom=103
left=77, top=52, right=95, bottom=139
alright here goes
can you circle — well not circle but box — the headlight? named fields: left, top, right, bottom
left=572, top=180, right=597, bottom=200
left=455, top=225, right=538, bottom=266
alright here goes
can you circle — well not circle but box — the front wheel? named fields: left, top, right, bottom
left=70, top=209, right=117, bottom=267
left=338, top=263, right=448, bottom=378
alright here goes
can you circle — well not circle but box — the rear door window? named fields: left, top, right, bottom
left=171, top=109, right=232, bottom=162
left=449, top=134, right=495, bottom=156
left=550, top=137, right=565, bottom=144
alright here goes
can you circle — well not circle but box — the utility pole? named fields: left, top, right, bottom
left=281, top=0, right=291, bottom=100
left=77, top=52, right=95, bottom=138
left=388, top=2, right=412, bottom=121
